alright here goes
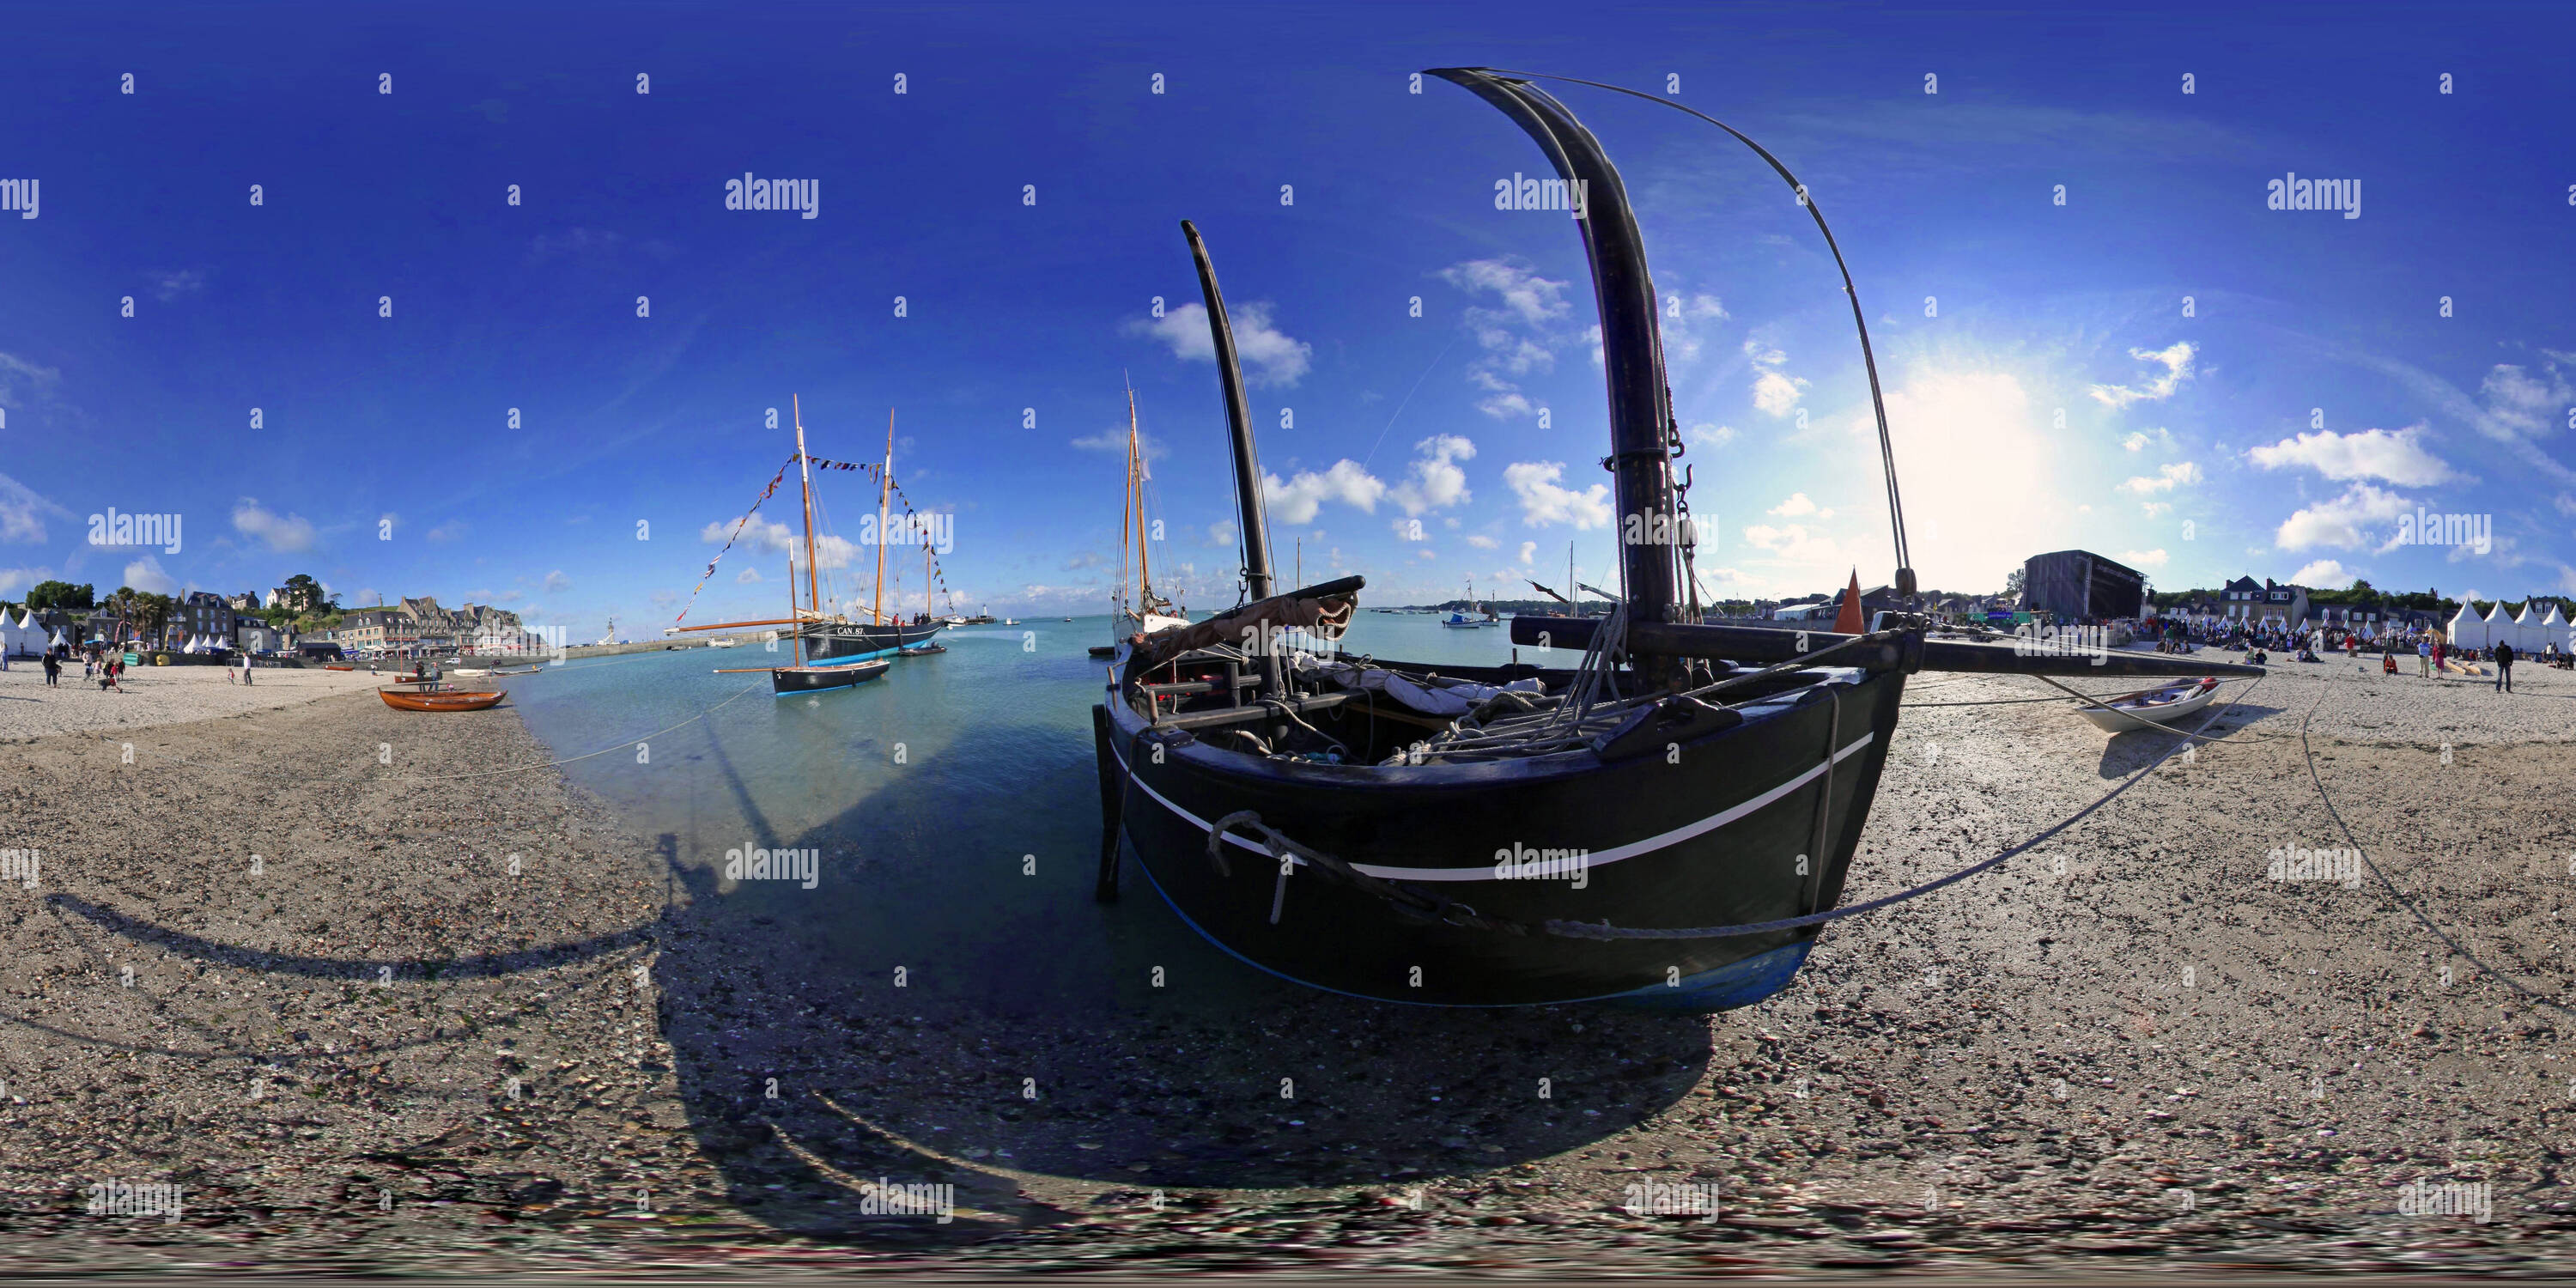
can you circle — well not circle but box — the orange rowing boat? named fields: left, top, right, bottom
left=379, top=688, right=505, bottom=712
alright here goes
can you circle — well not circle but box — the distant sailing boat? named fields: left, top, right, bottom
left=1442, top=578, right=1497, bottom=628
left=1095, top=386, right=1188, bottom=659
left=668, top=398, right=945, bottom=679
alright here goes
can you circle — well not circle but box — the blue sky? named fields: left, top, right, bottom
left=3, top=2, right=2573, bottom=634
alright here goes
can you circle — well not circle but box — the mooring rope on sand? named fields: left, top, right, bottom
left=2295, top=671, right=2576, bottom=1019
left=85, top=679, right=765, bottom=782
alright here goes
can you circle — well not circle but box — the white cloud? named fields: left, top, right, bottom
left=1676, top=293, right=1728, bottom=321
left=0, top=471, right=71, bottom=544
left=1501, top=462, right=1612, bottom=529
left=426, top=519, right=467, bottom=542
left=735, top=567, right=762, bottom=584
left=1466, top=534, right=1498, bottom=549
left=1207, top=519, right=1236, bottom=548
left=1740, top=523, right=1843, bottom=563
left=1476, top=391, right=1535, bottom=421
left=2141, top=501, right=2172, bottom=517
left=1517, top=541, right=1537, bottom=564
left=2478, top=361, right=2573, bottom=438
left=1391, top=434, right=1475, bottom=514
left=0, top=566, right=52, bottom=595
left=2248, top=425, right=2457, bottom=486
left=2117, top=549, right=2169, bottom=568
left=2087, top=341, right=2196, bottom=409
left=1768, top=493, right=1819, bottom=518
left=2275, top=482, right=2410, bottom=551
left=149, top=269, right=206, bottom=301
left=1126, top=301, right=1313, bottom=387
left=2121, top=428, right=2176, bottom=452
left=122, top=556, right=178, bottom=594
left=543, top=570, right=572, bottom=593
left=1070, top=427, right=1165, bottom=465
left=1263, top=460, right=1385, bottom=524
left=2555, top=493, right=2576, bottom=518
left=1441, top=258, right=1573, bottom=325
left=1687, top=423, right=1737, bottom=448
left=2290, top=559, right=2353, bottom=588
left=1745, top=339, right=1808, bottom=417
left=2117, top=461, right=2202, bottom=495
left=231, top=498, right=316, bottom=552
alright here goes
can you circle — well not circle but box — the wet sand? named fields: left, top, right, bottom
left=3, top=657, right=2574, bottom=1274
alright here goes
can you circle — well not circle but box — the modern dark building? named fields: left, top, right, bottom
left=2020, top=550, right=2145, bottom=621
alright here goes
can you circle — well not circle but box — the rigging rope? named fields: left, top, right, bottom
left=1211, top=672, right=2267, bottom=943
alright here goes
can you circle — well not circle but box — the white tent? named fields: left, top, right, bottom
left=2540, top=605, right=2573, bottom=654
left=0, top=611, right=25, bottom=658
left=2445, top=602, right=2488, bottom=649
left=47, top=628, right=70, bottom=652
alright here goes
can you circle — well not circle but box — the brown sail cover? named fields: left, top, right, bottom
left=1130, top=575, right=1362, bottom=670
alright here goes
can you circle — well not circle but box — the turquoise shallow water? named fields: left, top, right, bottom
left=490, top=613, right=1546, bottom=1016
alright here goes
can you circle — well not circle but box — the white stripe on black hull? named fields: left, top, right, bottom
left=1097, top=660, right=1906, bottom=1007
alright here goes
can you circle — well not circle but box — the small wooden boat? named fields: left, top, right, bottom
left=774, top=659, right=891, bottom=694
left=901, top=643, right=946, bottom=656
left=323, top=665, right=356, bottom=671
left=486, top=665, right=539, bottom=677
left=450, top=667, right=489, bottom=677
left=380, top=688, right=505, bottom=712
left=2073, top=677, right=2220, bottom=732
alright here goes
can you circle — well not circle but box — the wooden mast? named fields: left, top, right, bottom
left=1129, top=386, right=1152, bottom=619
left=1120, top=391, right=1137, bottom=630
left=873, top=410, right=894, bottom=625
left=793, top=396, right=822, bottom=635
left=787, top=553, right=803, bottom=665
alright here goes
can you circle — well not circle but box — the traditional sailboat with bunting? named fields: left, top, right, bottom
left=668, top=397, right=946, bottom=690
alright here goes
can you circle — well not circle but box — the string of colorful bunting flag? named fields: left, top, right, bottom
left=671, top=456, right=797, bottom=626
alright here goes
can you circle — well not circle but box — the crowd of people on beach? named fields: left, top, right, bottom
left=2141, top=616, right=2563, bottom=691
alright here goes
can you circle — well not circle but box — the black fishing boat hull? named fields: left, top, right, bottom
left=773, top=659, right=891, bottom=695
left=1096, top=657, right=1907, bottom=1009
left=796, top=621, right=945, bottom=665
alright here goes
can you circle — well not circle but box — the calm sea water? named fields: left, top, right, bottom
left=494, top=613, right=1540, bottom=1016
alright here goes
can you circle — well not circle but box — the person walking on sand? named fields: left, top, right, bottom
left=2418, top=636, right=2432, bottom=677
left=2495, top=640, right=2516, bottom=694
left=40, top=650, right=58, bottom=686
left=2433, top=638, right=2446, bottom=676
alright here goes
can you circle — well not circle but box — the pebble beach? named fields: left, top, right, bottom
left=0, top=651, right=2573, bottom=1274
